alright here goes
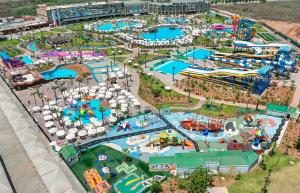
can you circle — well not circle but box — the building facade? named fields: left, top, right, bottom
left=37, top=0, right=210, bottom=25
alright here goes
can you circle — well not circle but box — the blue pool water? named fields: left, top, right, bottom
left=138, top=27, right=185, bottom=41
left=63, top=99, right=111, bottom=124
left=21, top=55, right=33, bottom=65
left=28, top=41, right=39, bottom=52
left=165, top=17, right=187, bottom=23
left=96, top=20, right=138, bottom=31
left=155, top=60, right=190, bottom=74
left=41, top=68, right=77, bottom=80
left=187, top=49, right=212, bottom=60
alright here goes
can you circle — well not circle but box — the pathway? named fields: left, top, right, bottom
left=290, top=70, right=300, bottom=107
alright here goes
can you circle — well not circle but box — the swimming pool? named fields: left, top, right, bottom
left=63, top=99, right=111, bottom=124
left=138, top=27, right=185, bottom=41
left=96, top=20, right=139, bottom=31
left=28, top=41, right=39, bottom=52
left=21, top=55, right=33, bottom=65
left=165, top=17, right=187, bottom=23
left=187, top=49, right=212, bottom=60
left=155, top=60, right=190, bottom=74
left=41, top=68, right=77, bottom=80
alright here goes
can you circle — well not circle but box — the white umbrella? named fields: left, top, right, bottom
left=99, top=83, right=106, bottom=87
left=48, top=127, right=58, bottom=134
left=105, top=95, right=112, bottom=99
left=121, top=108, right=127, bottom=112
left=42, top=110, right=51, bottom=115
left=49, top=100, right=56, bottom=105
left=117, top=95, right=125, bottom=100
left=56, top=130, right=66, bottom=137
left=109, top=116, right=118, bottom=123
left=97, top=127, right=106, bottom=133
left=89, top=92, right=96, bottom=97
left=97, top=94, right=104, bottom=99
left=128, top=95, right=135, bottom=99
left=89, top=117, right=98, bottom=123
left=99, top=90, right=106, bottom=94
left=88, top=129, right=97, bottom=136
left=91, top=85, right=99, bottom=90
left=66, top=133, right=75, bottom=141
left=43, top=105, right=50, bottom=110
left=89, top=89, right=96, bottom=93
left=78, top=130, right=87, bottom=137
left=110, top=103, right=117, bottom=108
left=45, top=121, right=54, bottom=128
left=52, top=113, right=61, bottom=118
left=84, top=124, right=94, bottom=130
left=108, top=88, right=115, bottom=92
left=65, top=120, right=73, bottom=126
left=93, top=121, right=102, bottom=127
left=74, top=120, right=82, bottom=127
left=118, top=99, right=126, bottom=104
left=109, top=99, right=116, bottom=104
left=63, top=116, right=70, bottom=122
left=100, top=86, right=107, bottom=91
left=43, top=115, right=53, bottom=121
left=134, top=101, right=141, bottom=106
left=69, top=128, right=78, bottom=135
left=32, top=106, right=41, bottom=112
left=106, top=91, right=113, bottom=96
left=73, top=94, right=81, bottom=99
left=121, top=103, right=128, bottom=108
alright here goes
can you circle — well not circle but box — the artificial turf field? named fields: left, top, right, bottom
left=70, top=145, right=169, bottom=192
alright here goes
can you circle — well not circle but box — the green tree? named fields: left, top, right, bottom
left=152, top=87, right=162, bottom=102
left=187, top=167, right=212, bottom=193
left=150, top=180, right=162, bottom=193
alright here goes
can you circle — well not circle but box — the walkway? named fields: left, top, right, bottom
left=290, top=71, right=300, bottom=107
left=0, top=77, right=86, bottom=193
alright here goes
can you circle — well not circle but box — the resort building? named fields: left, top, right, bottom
left=36, top=0, right=210, bottom=25
left=149, top=151, right=259, bottom=176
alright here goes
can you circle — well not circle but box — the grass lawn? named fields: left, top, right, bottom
left=70, top=145, right=169, bottom=191
left=229, top=150, right=299, bottom=193
left=189, top=104, right=260, bottom=117
left=0, top=39, right=24, bottom=57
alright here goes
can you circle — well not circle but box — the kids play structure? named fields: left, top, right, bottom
left=83, top=168, right=111, bottom=193
left=181, top=65, right=273, bottom=95
left=232, top=40, right=297, bottom=74
left=231, top=16, right=256, bottom=42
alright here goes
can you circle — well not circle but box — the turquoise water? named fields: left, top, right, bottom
left=28, top=41, right=39, bottom=52
left=41, top=68, right=77, bottom=80
left=138, top=27, right=184, bottom=41
left=63, top=99, right=111, bottom=124
left=165, top=17, right=187, bottom=23
left=96, top=20, right=138, bottom=31
left=187, top=49, right=212, bottom=60
left=155, top=60, right=190, bottom=74
left=21, top=55, right=33, bottom=65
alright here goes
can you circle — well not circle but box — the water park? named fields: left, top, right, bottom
left=0, top=9, right=299, bottom=193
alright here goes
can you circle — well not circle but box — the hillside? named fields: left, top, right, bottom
left=0, top=0, right=105, bottom=17
left=214, top=1, right=300, bottom=23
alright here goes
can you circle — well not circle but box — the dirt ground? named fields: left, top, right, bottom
left=176, top=78, right=295, bottom=106
left=161, top=178, right=187, bottom=193
left=278, top=121, right=300, bottom=157
left=261, top=19, right=300, bottom=43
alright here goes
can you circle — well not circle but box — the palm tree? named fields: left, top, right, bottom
left=256, top=97, right=262, bottom=111
left=35, top=86, right=44, bottom=106
left=76, top=75, right=84, bottom=97
left=51, top=80, right=60, bottom=104
left=99, top=103, right=107, bottom=123
left=30, top=91, right=38, bottom=106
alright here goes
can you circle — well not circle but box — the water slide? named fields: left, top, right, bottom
left=233, top=40, right=292, bottom=50
left=180, top=67, right=260, bottom=78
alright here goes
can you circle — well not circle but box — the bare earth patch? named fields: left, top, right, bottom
left=261, top=19, right=300, bottom=43
left=278, top=121, right=300, bottom=157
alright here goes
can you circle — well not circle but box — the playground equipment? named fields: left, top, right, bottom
left=79, top=103, right=94, bottom=117
left=117, top=121, right=131, bottom=132
left=232, top=40, right=297, bottom=73
left=83, top=168, right=111, bottom=193
left=146, top=130, right=193, bottom=149
left=244, top=114, right=255, bottom=125
left=0, top=52, right=25, bottom=68
left=231, top=16, right=256, bottom=41
left=180, top=118, right=223, bottom=134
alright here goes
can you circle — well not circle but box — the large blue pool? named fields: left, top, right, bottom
left=165, top=17, right=187, bottom=23
left=63, top=99, right=111, bottom=124
left=28, top=41, right=40, bottom=52
left=187, top=49, right=212, bottom=60
left=21, top=55, right=33, bottom=65
left=96, top=20, right=139, bottom=31
left=138, top=27, right=185, bottom=41
left=41, top=68, right=77, bottom=80
left=155, top=60, right=190, bottom=74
